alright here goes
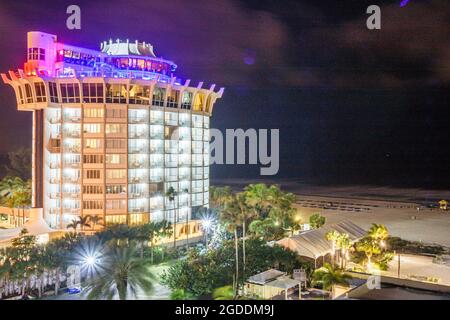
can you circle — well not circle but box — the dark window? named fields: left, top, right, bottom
left=34, top=82, right=47, bottom=102
left=49, top=82, right=59, bottom=103
left=83, top=83, right=104, bottom=103
left=60, top=83, right=81, bottom=103
left=24, top=84, right=33, bottom=103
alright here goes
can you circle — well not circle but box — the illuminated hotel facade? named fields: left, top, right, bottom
left=1, top=31, right=223, bottom=235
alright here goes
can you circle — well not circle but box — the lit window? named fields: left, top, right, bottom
left=152, top=87, right=165, bottom=106
left=106, top=84, right=127, bottom=103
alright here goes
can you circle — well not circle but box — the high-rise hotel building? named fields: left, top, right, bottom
left=1, top=31, right=223, bottom=234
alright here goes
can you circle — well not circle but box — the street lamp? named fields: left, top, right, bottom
left=200, top=214, right=215, bottom=246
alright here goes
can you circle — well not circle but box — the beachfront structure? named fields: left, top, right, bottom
left=1, top=31, right=224, bottom=235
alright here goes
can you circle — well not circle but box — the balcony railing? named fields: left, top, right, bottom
left=49, top=177, right=60, bottom=184
left=64, top=162, right=81, bottom=168
left=129, top=161, right=148, bottom=169
left=48, top=117, right=61, bottom=124
left=64, top=116, right=81, bottom=123
left=150, top=176, right=163, bottom=182
left=129, top=132, right=148, bottom=139
left=64, top=131, right=81, bottom=138
left=129, top=117, right=148, bottom=124
left=129, top=176, right=147, bottom=183
left=63, top=176, right=81, bottom=183
left=48, top=192, right=61, bottom=199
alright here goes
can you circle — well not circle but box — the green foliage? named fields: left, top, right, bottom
left=161, top=238, right=307, bottom=298
left=4, top=148, right=32, bottom=180
left=309, top=213, right=326, bottom=229
left=0, top=176, right=32, bottom=208
left=85, top=246, right=155, bottom=300
left=312, top=263, right=351, bottom=291
left=213, top=285, right=234, bottom=300
left=388, top=237, right=447, bottom=255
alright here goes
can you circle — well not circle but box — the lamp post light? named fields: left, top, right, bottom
left=201, top=215, right=214, bottom=246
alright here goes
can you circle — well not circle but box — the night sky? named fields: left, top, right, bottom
left=0, top=0, right=448, bottom=188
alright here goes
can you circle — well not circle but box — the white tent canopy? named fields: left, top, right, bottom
left=277, top=220, right=366, bottom=260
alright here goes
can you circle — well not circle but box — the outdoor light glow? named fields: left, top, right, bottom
left=201, top=217, right=213, bottom=232
left=84, top=255, right=97, bottom=267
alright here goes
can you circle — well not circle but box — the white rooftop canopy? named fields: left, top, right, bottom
left=277, top=220, right=366, bottom=260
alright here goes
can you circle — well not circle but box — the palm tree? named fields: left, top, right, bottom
left=67, top=216, right=91, bottom=233
left=356, top=237, right=381, bottom=270
left=86, top=215, right=103, bottom=231
left=312, top=263, right=351, bottom=298
left=337, top=233, right=352, bottom=269
left=209, top=186, right=232, bottom=210
left=220, top=196, right=243, bottom=297
left=368, top=223, right=389, bottom=247
left=235, top=192, right=253, bottom=276
left=326, top=230, right=341, bottom=266
left=165, top=186, right=178, bottom=248
left=85, top=246, right=155, bottom=300
left=244, top=184, right=271, bottom=218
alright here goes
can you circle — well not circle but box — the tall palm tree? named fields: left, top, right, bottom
left=244, top=184, right=271, bottom=218
left=85, top=246, right=155, bottom=300
left=165, top=186, right=178, bottom=248
left=209, top=186, right=232, bottom=210
left=220, top=195, right=243, bottom=296
left=337, top=233, right=351, bottom=269
left=235, top=192, right=253, bottom=276
left=326, top=230, right=341, bottom=266
left=312, top=263, right=351, bottom=298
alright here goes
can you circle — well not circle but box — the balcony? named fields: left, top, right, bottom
left=63, top=145, right=81, bottom=153
left=165, top=161, right=178, bottom=167
left=129, top=161, right=148, bottom=169
left=129, top=147, right=148, bottom=154
left=150, top=132, right=163, bottom=139
left=49, top=208, right=60, bottom=215
left=64, top=162, right=81, bottom=168
left=64, top=131, right=81, bottom=138
left=49, top=177, right=60, bottom=184
left=64, top=115, right=81, bottom=123
left=150, top=176, right=163, bottom=182
left=150, top=161, right=163, bottom=168
left=165, top=175, right=178, bottom=182
left=129, top=132, right=148, bottom=139
left=130, top=207, right=146, bottom=213
left=150, top=118, right=163, bottom=125
left=63, top=193, right=80, bottom=199
left=48, top=117, right=61, bottom=124
left=129, top=117, right=148, bottom=124
left=129, top=192, right=148, bottom=199
left=63, top=176, right=81, bottom=184
left=63, top=208, right=81, bottom=215
left=48, top=162, right=60, bottom=169
left=149, top=147, right=163, bottom=154
left=47, top=138, right=61, bottom=153
left=129, top=176, right=147, bottom=183
left=48, top=192, right=61, bottom=199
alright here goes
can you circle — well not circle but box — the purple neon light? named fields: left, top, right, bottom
left=400, top=0, right=410, bottom=7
